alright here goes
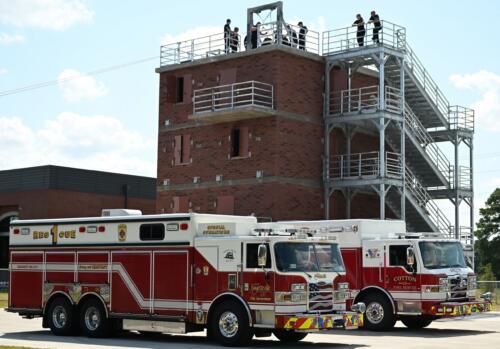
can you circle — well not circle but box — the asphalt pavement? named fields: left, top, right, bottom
left=0, top=310, right=498, bottom=349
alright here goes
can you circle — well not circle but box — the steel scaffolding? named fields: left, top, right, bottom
left=322, top=21, right=475, bottom=258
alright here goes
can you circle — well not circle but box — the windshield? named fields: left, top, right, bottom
left=274, top=242, right=345, bottom=273
left=419, top=241, right=467, bottom=269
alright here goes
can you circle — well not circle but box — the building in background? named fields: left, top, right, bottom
left=155, top=2, right=474, bottom=257
left=0, top=165, right=156, bottom=280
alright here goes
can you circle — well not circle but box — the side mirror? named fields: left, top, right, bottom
left=257, top=244, right=268, bottom=268
left=406, top=247, right=415, bottom=266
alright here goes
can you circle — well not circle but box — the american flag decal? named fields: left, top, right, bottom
left=309, top=282, right=334, bottom=311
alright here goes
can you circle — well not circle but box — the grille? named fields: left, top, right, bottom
left=449, top=275, right=468, bottom=300
left=308, top=282, right=333, bottom=312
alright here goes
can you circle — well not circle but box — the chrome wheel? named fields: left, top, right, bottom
left=366, top=301, right=384, bottom=324
left=52, top=305, right=68, bottom=329
left=84, top=306, right=101, bottom=331
left=218, top=311, right=239, bottom=338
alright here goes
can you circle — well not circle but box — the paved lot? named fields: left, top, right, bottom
left=0, top=310, right=498, bottom=349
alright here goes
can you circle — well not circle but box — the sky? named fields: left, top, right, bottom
left=0, top=0, right=499, bottom=228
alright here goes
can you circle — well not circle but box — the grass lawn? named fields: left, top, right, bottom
left=0, top=292, right=7, bottom=308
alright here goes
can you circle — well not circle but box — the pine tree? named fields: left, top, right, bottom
left=475, top=188, right=500, bottom=280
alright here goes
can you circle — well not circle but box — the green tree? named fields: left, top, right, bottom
left=478, top=264, right=496, bottom=292
left=475, top=188, right=500, bottom=280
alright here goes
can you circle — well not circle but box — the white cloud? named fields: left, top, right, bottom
left=450, top=70, right=500, bottom=131
left=0, top=113, right=156, bottom=177
left=161, top=26, right=221, bottom=45
left=0, top=32, right=24, bottom=44
left=58, top=69, right=108, bottom=102
left=0, top=0, right=93, bottom=31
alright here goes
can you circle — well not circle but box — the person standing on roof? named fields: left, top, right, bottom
left=298, top=21, right=308, bottom=50
left=352, top=14, right=365, bottom=47
left=250, top=22, right=261, bottom=49
left=224, top=19, right=232, bottom=53
left=230, top=27, right=240, bottom=52
left=286, top=24, right=298, bottom=48
left=368, top=10, right=382, bottom=44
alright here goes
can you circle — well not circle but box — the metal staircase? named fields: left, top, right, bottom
left=322, top=21, right=474, bottom=248
left=386, top=102, right=452, bottom=188
left=386, top=167, right=451, bottom=234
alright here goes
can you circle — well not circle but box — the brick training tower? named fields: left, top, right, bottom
left=155, top=2, right=474, bottom=258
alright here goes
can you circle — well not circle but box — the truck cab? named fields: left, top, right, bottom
left=278, top=219, right=492, bottom=331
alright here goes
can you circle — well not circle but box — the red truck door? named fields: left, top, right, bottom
left=152, top=249, right=191, bottom=317
left=242, top=243, right=274, bottom=306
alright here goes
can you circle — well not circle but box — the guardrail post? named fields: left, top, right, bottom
left=358, top=153, right=361, bottom=177
left=340, top=155, right=344, bottom=179
left=231, top=84, right=234, bottom=108
left=211, top=88, right=215, bottom=112
left=190, top=40, right=195, bottom=61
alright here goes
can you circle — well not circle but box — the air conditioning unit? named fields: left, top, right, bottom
left=164, top=119, right=171, bottom=126
left=216, top=174, right=223, bottom=182
left=163, top=178, right=170, bottom=186
left=256, top=170, right=264, bottom=178
left=102, top=209, right=142, bottom=217
left=193, top=176, right=201, bottom=184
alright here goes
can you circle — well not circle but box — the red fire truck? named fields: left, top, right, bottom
left=8, top=210, right=363, bottom=346
left=277, top=219, right=492, bottom=331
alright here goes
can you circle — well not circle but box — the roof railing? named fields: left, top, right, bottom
left=160, top=22, right=320, bottom=66
left=160, top=32, right=242, bottom=66
left=322, top=20, right=406, bottom=56
left=192, top=80, right=273, bottom=114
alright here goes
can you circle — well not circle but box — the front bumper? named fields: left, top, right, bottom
left=283, top=312, right=363, bottom=331
left=430, top=301, right=492, bottom=317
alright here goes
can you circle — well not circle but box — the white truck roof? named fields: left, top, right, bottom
left=10, top=212, right=259, bottom=247
left=277, top=219, right=407, bottom=247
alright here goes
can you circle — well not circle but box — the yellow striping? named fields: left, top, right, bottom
left=299, top=318, right=314, bottom=329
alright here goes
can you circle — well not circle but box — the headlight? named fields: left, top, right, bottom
left=275, top=292, right=307, bottom=304
left=468, top=276, right=477, bottom=290
left=439, top=277, right=449, bottom=292
left=291, top=283, right=306, bottom=292
left=337, top=282, right=349, bottom=290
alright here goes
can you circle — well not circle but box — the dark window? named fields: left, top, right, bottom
left=246, top=243, right=271, bottom=268
left=176, top=77, right=184, bottom=103
left=139, top=224, right=165, bottom=241
left=231, top=128, right=240, bottom=157
left=389, top=245, right=413, bottom=272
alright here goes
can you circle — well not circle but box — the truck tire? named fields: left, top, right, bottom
left=400, top=316, right=433, bottom=329
left=273, top=329, right=308, bottom=342
left=361, top=293, right=396, bottom=331
left=210, top=300, right=253, bottom=346
left=79, top=298, right=111, bottom=338
left=46, top=297, right=77, bottom=336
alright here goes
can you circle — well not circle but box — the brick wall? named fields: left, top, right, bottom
left=0, top=189, right=156, bottom=219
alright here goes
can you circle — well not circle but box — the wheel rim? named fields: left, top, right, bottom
left=218, top=311, right=239, bottom=338
left=52, top=305, right=67, bottom=329
left=84, top=306, right=101, bottom=331
left=366, top=301, right=384, bottom=324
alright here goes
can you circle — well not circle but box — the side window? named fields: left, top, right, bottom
left=246, top=243, right=271, bottom=268
left=175, top=77, right=184, bottom=103
left=140, top=224, right=165, bottom=241
left=389, top=245, right=411, bottom=271
left=230, top=127, right=249, bottom=158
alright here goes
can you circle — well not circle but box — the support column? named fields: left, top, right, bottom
left=400, top=57, right=406, bottom=220
left=454, top=134, right=460, bottom=239
left=379, top=51, right=386, bottom=220
left=324, top=63, right=331, bottom=219
left=469, top=137, right=475, bottom=269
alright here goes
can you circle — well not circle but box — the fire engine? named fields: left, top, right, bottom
left=276, top=219, right=492, bottom=331
left=7, top=210, right=363, bottom=346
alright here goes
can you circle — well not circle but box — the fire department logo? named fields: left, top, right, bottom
left=118, top=224, right=127, bottom=242
left=223, top=249, right=235, bottom=262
